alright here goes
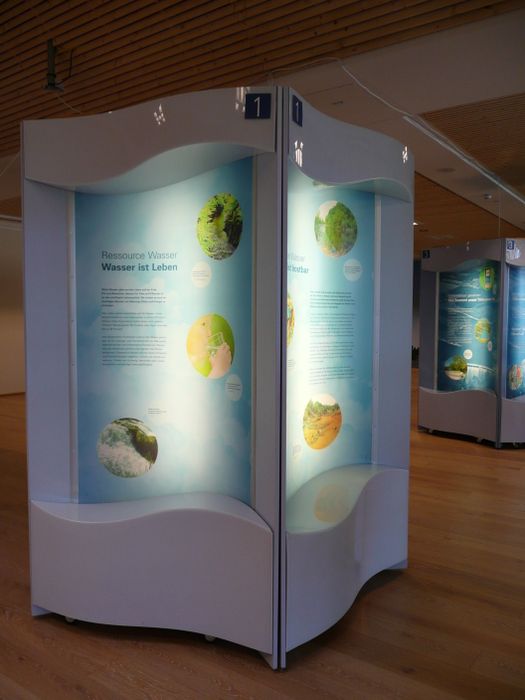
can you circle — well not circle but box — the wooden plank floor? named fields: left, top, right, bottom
left=1, top=372, right=524, bottom=699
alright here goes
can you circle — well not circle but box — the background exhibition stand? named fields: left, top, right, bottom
left=23, top=86, right=413, bottom=669
left=419, top=238, right=525, bottom=447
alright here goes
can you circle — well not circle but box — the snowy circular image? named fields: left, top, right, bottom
left=314, top=200, right=357, bottom=257
left=196, top=193, right=243, bottom=260
left=97, top=418, right=158, bottom=478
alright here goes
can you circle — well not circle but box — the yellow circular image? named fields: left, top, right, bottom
left=287, top=294, right=295, bottom=346
left=474, top=318, right=491, bottom=343
left=303, top=394, right=342, bottom=450
left=508, top=363, right=523, bottom=391
left=186, top=313, right=234, bottom=379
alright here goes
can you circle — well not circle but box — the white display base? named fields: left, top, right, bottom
left=30, top=493, right=273, bottom=654
left=285, top=465, right=408, bottom=652
left=418, top=387, right=497, bottom=443
left=500, top=396, right=525, bottom=444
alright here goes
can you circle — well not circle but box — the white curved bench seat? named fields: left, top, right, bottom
left=419, top=386, right=497, bottom=442
left=30, top=493, right=273, bottom=654
left=286, top=465, right=408, bottom=651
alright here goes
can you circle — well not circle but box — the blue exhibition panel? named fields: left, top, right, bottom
left=75, top=158, right=253, bottom=505
left=23, top=87, right=414, bottom=669
left=419, top=238, right=525, bottom=446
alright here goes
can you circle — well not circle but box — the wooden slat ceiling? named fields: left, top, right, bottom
left=414, top=173, right=524, bottom=258
left=423, top=93, right=525, bottom=196
left=1, top=0, right=523, bottom=253
left=0, top=0, right=522, bottom=159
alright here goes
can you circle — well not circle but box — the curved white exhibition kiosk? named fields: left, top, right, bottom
left=419, top=238, right=525, bottom=446
left=23, top=87, right=413, bottom=669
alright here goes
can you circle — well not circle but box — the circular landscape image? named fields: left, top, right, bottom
left=287, top=294, right=295, bottom=346
left=314, top=200, right=357, bottom=257
left=474, top=318, right=491, bottom=343
left=197, top=193, right=243, bottom=260
left=508, top=363, right=524, bottom=391
left=187, top=313, right=234, bottom=379
left=97, top=418, right=158, bottom=478
left=303, top=394, right=342, bottom=450
left=444, top=355, right=468, bottom=381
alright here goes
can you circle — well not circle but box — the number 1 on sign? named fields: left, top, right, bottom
left=244, top=93, right=271, bottom=119
left=292, top=96, right=303, bottom=126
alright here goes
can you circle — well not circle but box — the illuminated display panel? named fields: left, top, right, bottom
left=506, top=265, right=525, bottom=398
left=437, top=260, right=499, bottom=392
left=75, top=157, right=253, bottom=503
left=286, top=162, right=375, bottom=500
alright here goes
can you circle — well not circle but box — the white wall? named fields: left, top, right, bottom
left=0, top=217, right=24, bottom=394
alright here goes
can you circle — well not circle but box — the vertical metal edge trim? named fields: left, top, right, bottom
left=67, top=192, right=79, bottom=502
left=21, top=127, right=32, bottom=498
left=496, top=240, right=508, bottom=447
left=21, top=124, right=36, bottom=607
left=433, top=271, right=440, bottom=390
left=251, top=155, right=257, bottom=508
left=371, top=194, right=381, bottom=465
left=279, top=86, right=288, bottom=670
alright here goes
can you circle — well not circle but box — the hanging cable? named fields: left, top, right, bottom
left=268, top=57, right=525, bottom=210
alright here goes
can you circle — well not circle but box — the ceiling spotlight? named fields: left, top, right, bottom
left=483, top=193, right=494, bottom=201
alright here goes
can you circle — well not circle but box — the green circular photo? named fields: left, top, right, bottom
left=479, top=265, right=495, bottom=290
left=197, top=193, right=243, bottom=260
left=97, top=418, right=158, bottom=478
left=314, top=200, right=357, bottom=257
left=187, top=313, right=235, bottom=379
